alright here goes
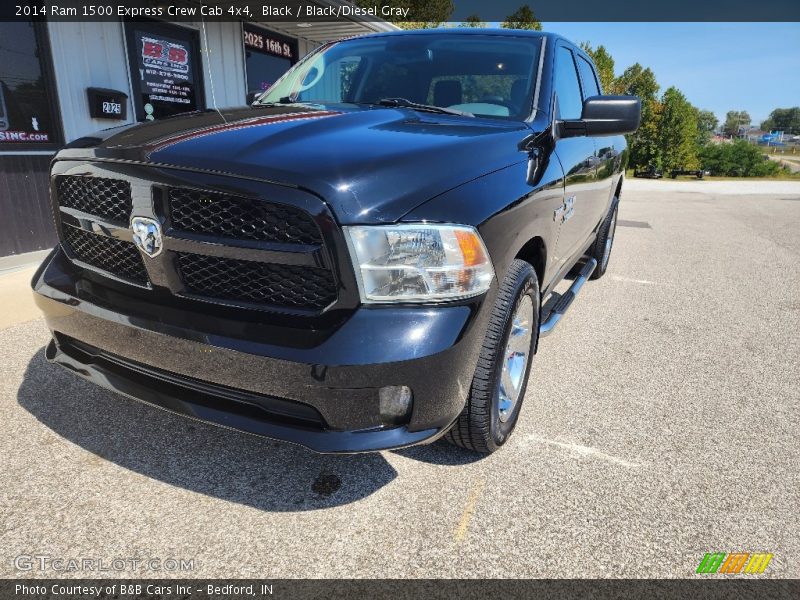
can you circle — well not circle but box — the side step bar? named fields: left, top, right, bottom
left=539, top=257, right=598, bottom=337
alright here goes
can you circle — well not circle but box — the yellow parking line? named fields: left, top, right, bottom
left=454, top=477, right=485, bottom=543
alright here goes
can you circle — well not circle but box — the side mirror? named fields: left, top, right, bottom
left=560, top=95, right=641, bottom=138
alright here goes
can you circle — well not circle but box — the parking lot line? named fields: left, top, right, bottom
left=454, top=477, right=485, bottom=543
left=525, top=434, right=641, bottom=469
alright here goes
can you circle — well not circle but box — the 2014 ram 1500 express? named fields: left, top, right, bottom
left=33, top=30, right=640, bottom=453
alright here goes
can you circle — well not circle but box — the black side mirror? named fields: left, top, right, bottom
left=560, top=95, right=641, bottom=138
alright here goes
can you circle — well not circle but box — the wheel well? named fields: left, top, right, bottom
left=515, top=237, right=546, bottom=289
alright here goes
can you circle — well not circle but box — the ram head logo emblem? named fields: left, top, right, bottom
left=131, top=216, right=163, bottom=258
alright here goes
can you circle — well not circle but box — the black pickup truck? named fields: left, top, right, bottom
left=32, top=30, right=640, bottom=454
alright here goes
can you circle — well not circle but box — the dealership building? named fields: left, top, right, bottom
left=0, top=6, right=397, bottom=258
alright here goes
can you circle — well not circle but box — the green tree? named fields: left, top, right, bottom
left=633, top=100, right=663, bottom=169
left=659, top=87, right=699, bottom=171
left=658, top=87, right=700, bottom=171
left=615, top=63, right=659, bottom=100
left=501, top=5, right=542, bottom=30
left=760, top=107, right=800, bottom=134
left=358, top=0, right=454, bottom=29
left=615, top=64, right=661, bottom=168
left=460, top=14, right=486, bottom=27
left=695, top=109, right=718, bottom=146
left=579, top=42, right=615, bottom=93
left=722, top=110, right=751, bottom=137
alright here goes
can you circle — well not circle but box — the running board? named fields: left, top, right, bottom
left=539, top=257, right=598, bottom=337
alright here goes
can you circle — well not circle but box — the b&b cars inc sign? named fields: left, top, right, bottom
left=0, top=130, right=50, bottom=143
left=0, top=72, right=51, bottom=143
left=0, top=86, right=50, bottom=142
left=138, top=35, right=193, bottom=105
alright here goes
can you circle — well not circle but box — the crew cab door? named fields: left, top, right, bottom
left=573, top=52, right=615, bottom=245
left=551, top=44, right=602, bottom=267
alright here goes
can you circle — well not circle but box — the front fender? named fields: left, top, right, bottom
left=401, top=159, right=565, bottom=291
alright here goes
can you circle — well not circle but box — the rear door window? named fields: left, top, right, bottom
left=554, top=47, right=583, bottom=120
left=577, top=56, right=601, bottom=98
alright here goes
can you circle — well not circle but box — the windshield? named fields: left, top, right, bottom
left=256, top=33, right=542, bottom=120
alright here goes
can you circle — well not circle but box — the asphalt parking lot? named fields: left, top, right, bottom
left=2, top=180, right=798, bottom=578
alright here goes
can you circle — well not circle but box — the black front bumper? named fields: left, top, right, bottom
left=33, top=248, right=491, bottom=453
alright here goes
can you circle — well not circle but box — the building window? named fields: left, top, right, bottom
left=243, top=25, right=297, bottom=100
left=124, top=21, right=205, bottom=122
left=0, top=21, right=62, bottom=149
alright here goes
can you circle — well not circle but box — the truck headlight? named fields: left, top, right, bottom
left=344, top=224, right=494, bottom=303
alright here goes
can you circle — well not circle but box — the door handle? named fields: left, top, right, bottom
left=554, top=195, right=575, bottom=223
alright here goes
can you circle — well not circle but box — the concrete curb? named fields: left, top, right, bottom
left=0, top=249, right=52, bottom=274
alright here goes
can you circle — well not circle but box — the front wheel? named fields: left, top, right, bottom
left=444, top=259, right=540, bottom=453
left=589, top=200, right=619, bottom=280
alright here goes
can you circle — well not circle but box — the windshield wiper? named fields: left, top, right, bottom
left=376, top=98, right=473, bottom=117
left=251, top=96, right=310, bottom=106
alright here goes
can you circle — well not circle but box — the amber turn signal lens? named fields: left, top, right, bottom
left=454, top=229, right=488, bottom=267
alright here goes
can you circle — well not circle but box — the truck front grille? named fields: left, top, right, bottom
left=52, top=169, right=340, bottom=313
left=62, top=226, right=148, bottom=285
left=168, top=187, right=322, bottom=245
left=56, top=175, right=132, bottom=223
left=176, top=252, right=336, bottom=310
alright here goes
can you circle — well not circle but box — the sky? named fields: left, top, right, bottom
left=537, top=23, right=800, bottom=127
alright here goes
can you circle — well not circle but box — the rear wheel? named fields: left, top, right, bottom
left=589, top=200, right=619, bottom=280
left=444, top=259, right=540, bottom=453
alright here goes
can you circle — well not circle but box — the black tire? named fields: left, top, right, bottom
left=444, top=259, right=540, bottom=453
left=589, top=199, right=619, bottom=280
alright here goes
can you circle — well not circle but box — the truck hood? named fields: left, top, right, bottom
left=61, top=104, right=533, bottom=224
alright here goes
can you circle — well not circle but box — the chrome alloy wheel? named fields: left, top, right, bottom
left=602, top=208, right=618, bottom=270
left=497, top=294, right=534, bottom=423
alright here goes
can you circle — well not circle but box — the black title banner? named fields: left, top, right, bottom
left=3, top=0, right=800, bottom=22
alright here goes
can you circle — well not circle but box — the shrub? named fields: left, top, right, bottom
left=699, top=140, right=781, bottom=177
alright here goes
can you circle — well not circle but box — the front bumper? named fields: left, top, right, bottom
left=32, top=248, right=490, bottom=453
